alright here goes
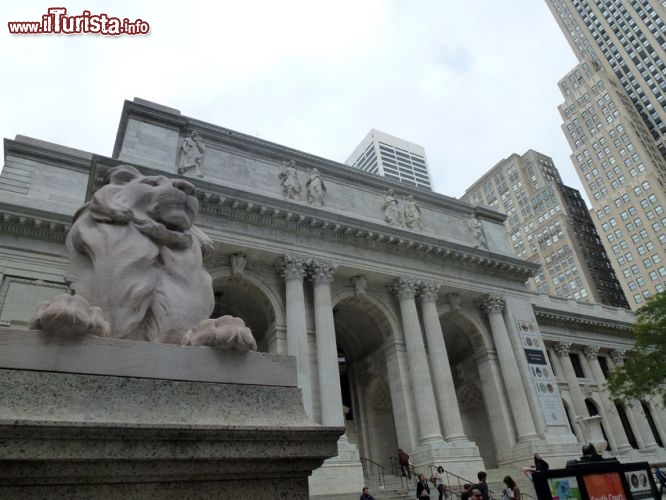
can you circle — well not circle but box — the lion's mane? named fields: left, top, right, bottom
left=65, top=165, right=215, bottom=343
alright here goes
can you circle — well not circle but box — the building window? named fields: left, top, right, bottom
left=641, top=401, right=664, bottom=447
left=616, top=403, right=639, bottom=449
left=586, top=399, right=612, bottom=451
left=547, top=351, right=557, bottom=377
left=570, top=353, right=585, bottom=378
left=598, top=357, right=610, bottom=379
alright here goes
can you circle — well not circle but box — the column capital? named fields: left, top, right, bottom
left=276, top=254, right=306, bottom=281
left=610, top=349, right=626, bottom=364
left=479, top=294, right=505, bottom=314
left=553, top=341, right=572, bottom=357
left=307, top=258, right=336, bottom=285
left=418, top=282, right=440, bottom=303
left=391, top=277, right=420, bottom=300
left=583, top=345, right=600, bottom=360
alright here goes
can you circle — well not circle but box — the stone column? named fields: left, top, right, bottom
left=418, top=283, right=466, bottom=441
left=479, top=295, right=538, bottom=441
left=392, top=277, right=443, bottom=444
left=307, top=259, right=344, bottom=428
left=609, top=349, right=657, bottom=449
left=553, top=342, right=589, bottom=422
left=582, top=345, right=631, bottom=451
left=277, top=255, right=312, bottom=417
left=475, top=350, right=517, bottom=451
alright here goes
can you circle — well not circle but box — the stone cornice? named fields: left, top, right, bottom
left=112, top=99, right=187, bottom=159
left=0, top=204, right=71, bottom=242
left=87, top=160, right=538, bottom=282
left=88, top=160, right=538, bottom=282
left=115, top=99, right=506, bottom=223
left=198, top=192, right=536, bottom=281
left=4, top=137, right=93, bottom=173
left=533, top=307, right=634, bottom=333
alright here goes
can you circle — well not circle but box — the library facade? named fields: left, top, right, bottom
left=1, top=99, right=664, bottom=497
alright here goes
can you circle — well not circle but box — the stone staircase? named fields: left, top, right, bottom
left=363, top=466, right=539, bottom=500
left=363, top=472, right=412, bottom=499
left=484, top=467, right=538, bottom=499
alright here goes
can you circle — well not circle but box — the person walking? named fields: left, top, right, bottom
left=474, top=471, right=489, bottom=500
left=433, top=465, right=447, bottom=500
left=398, top=448, right=412, bottom=480
left=417, top=473, right=431, bottom=498
left=522, top=453, right=549, bottom=480
left=469, top=488, right=483, bottom=500
left=654, top=466, right=666, bottom=497
left=502, top=475, right=521, bottom=500
left=360, top=486, right=375, bottom=500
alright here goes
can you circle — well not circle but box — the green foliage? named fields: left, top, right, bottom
left=607, top=292, right=666, bottom=405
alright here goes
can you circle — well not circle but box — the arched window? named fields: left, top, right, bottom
left=615, top=403, right=639, bottom=449
left=641, top=401, right=664, bottom=447
left=585, top=399, right=612, bottom=451
left=562, top=399, right=576, bottom=436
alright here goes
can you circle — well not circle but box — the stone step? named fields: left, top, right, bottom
left=363, top=473, right=410, bottom=499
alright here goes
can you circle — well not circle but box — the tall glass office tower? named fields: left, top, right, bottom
left=346, top=129, right=433, bottom=190
left=546, top=0, right=666, bottom=308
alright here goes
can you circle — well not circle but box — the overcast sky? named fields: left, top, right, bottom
left=1, top=1, right=584, bottom=203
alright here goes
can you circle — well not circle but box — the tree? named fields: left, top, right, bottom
left=607, top=291, right=666, bottom=405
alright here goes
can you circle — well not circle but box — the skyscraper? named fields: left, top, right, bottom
left=463, top=150, right=629, bottom=308
left=545, top=0, right=666, bottom=158
left=345, top=129, right=433, bottom=190
left=545, top=0, right=666, bottom=309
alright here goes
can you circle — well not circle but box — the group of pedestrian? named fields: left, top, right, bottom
left=359, top=450, right=666, bottom=500
left=360, top=451, right=535, bottom=500
left=396, top=448, right=446, bottom=499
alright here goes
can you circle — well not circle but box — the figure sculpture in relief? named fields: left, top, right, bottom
left=403, top=195, right=423, bottom=230
left=383, top=189, right=402, bottom=226
left=466, top=216, right=488, bottom=249
left=177, top=131, right=205, bottom=177
left=279, top=161, right=302, bottom=200
left=306, top=167, right=326, bottom=206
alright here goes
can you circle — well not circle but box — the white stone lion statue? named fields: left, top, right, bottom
left=29, top=165, right=256, bottom=350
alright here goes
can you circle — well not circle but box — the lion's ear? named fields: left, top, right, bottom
left=106, top=165, right=141, bottom=185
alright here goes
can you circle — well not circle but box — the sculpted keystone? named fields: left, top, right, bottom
left=29, top=165, right=256, bottom=351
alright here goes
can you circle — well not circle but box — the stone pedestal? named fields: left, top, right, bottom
left=0, top=329, right=343, bottom=499
left=309, top=436, right=365, bottom=498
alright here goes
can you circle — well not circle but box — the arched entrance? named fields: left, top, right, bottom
left=585, top=399, right=613, bottom=450
left=561, top=399, right=580, bottom=440
left=210, top=277, right=277, bottom=352
left=439, top=311, right=498, bottom=468
left=332, top=295, right=399, bottom=469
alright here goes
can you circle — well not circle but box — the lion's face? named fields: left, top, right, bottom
left=123, top=174, right=198, bottom=231
left=88, top=166, right=199, bottom=232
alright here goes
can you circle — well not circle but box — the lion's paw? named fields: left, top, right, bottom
left=28, top=293, right=110, bottom=337
left=182, top=315, right=257, bottom=351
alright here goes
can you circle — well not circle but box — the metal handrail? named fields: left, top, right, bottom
left=425, top=464, right=498, bottom=500
left=423, top=465, right=537, bottom=500
left=360, top=456, right=386, bottom=489
left=389, top=456, right=415, bottom=490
